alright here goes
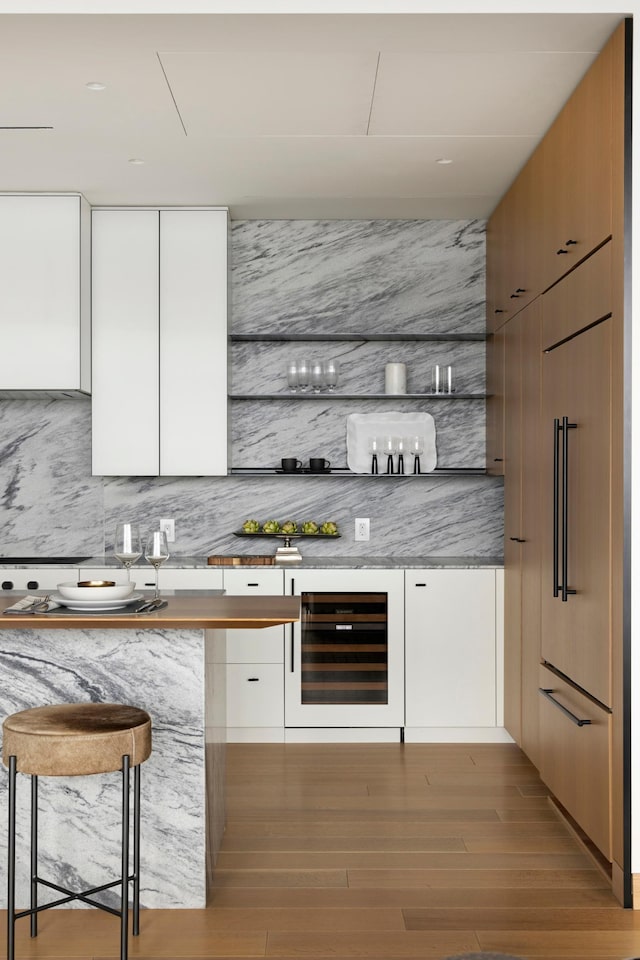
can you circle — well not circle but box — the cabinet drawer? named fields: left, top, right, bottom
left=542, top=242, right=612, bottom=350
left=538, top=667, right=611, bottom=860
left=0, top=568, right=80, bottom=592
left=227, top=663, right=284, bottom=727
left=222, top=569, right=284, bottom=594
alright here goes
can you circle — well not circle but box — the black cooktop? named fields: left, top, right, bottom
left=0, top=557, right=91, bottom=564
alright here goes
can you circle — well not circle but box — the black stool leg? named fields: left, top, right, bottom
left=121, top=755, right=130, bottom=960
left=31, top=774, right=38, bottom=937
left=7, top=755, right=16, bottom=960
left=132, top=763, right=141, bottom=936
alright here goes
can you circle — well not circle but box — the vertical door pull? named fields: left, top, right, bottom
left=290, top=578, right=296, bottom=672
left=553, top=418, right=560, bottom=598
left=561, top=416, right=577, bottom=602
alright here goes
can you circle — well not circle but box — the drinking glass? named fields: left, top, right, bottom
left=323, top=360, right=339, bottom=392
left=114, top=521, right=142, bottom=581
left=144, top=530, right=170, bottom=599
left=310, top=360, right=324, bottom=393
left=286, top=361, right=298, bottom=393
left=297, top=357, right=310, bottom=392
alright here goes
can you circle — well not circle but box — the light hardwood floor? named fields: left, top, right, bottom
left=3, top=742, right=640, bottom=960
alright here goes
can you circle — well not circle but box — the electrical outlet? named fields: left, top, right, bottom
left=355, top=517, right=370, bottom=541
left=160, top=518, right=175, bottom=542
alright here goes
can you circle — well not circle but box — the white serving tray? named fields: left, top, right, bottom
left=346, top=412, right=437, bottom=474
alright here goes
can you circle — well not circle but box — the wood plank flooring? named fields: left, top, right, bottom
left=2, top=741, right=640, bottom=960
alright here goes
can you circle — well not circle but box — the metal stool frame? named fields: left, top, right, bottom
left=6, top=753, right=142, bottom=960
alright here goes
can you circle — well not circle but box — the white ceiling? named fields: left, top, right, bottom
left=0, top=12, right=625, bottom=219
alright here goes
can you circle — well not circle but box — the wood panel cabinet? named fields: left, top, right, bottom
left=502, top=298, right=542, bottom=765
left=0, top=194, right=90, bottom=397
left=540, top=313, right=612, bottom=710
left=485, top=324, right=505, bottom=477
left=538, top=664, right=612, bottom=861
left=540, top=34, right=614, bottom=291
left=92, top=207, right=228, bottom=477
left=485, top=147, right=543, bottom=335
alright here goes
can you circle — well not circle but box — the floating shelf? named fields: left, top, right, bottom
left=228, top=467, right=490, bottom=477
left=229, top=393, right=489, bottom=401
left=230, top=333, right=486, bottom=342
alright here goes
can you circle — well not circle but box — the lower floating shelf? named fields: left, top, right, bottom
left=228, top=467, right=490, bottom=477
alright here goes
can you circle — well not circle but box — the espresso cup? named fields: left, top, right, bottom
left=309, top=457, right=331, bottom=472
left=281, top=457, right=302, bottom=472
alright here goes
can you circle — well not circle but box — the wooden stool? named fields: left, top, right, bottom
left=2, top=702, right=152, bottom=960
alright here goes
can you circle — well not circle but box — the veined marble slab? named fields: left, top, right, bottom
left=0, top=627, right=206, bottom=909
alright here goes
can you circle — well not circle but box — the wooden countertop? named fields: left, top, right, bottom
left=0, top=594, right=300, bottom=630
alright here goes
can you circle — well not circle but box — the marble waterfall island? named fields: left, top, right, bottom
left=0, top=594, right=299, bottom=909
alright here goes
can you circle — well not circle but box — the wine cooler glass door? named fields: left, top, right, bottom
left=284, top=570, right=405, bottom=727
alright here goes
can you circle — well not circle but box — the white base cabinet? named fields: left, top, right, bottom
left=91, top=207, right=228, bottom=477
left=404, top=569, right=509, bottom=742
left=0, top=194, right=90, bottom=397
left=222, top=569, right=285, bottom=743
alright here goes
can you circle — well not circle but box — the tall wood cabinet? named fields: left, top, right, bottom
left=486, top=19, right=627, bottom=890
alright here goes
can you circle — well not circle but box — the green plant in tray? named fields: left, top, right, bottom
left=280, top=520, right=298, bottom=534
left=301, top=520, right=319, bottom=535
left=262, top=520, right=281, bottom=534
left=242, top=519, right=261, bottom=533
left=320, top=521, right=339, bottom=536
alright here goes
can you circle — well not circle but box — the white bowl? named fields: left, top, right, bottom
left=56, top=581, right=136, bottom=602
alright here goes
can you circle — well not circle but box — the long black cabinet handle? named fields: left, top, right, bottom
left=561, top=416, right=577, bottom=602
left=509, top=537, right=526, bottom=543
left=553, top=417, right=560, bottom=598
left=539, top=688, right=592, bottom=726
left=290, top=578, right=295, bottom=672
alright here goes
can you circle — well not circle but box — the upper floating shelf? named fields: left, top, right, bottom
left=229, top=333, right=486, bottom=342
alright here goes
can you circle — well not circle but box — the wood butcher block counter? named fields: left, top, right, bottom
left=0, top=593, right=300, bottom=630
left=0, top=592, right=300, bottom=911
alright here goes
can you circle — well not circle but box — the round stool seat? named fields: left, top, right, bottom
left=2, top=703, right=152, bottom=777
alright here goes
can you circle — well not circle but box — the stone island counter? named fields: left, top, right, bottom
left=0, top=594, right=300, bottom=909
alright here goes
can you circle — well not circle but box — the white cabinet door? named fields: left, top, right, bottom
left=92, top=210, right=159, bottom=475
left=0, top=194, right=90, bottom=394
left=92, top=207, right=228, bottom=477
left=160, top=210, right=228, bottom=476
left=405, top=569, right=497, bottom=728
left=284, top=569, right=405, bottom=728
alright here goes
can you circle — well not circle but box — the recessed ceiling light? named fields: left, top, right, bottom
left=435, top=158, right=453, bottom=165
left=128, top=158, right=145, bottom=165
left=85, top=82, right=106, bottom=91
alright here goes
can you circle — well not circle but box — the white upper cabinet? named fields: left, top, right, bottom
left=91, top=207, right=228, bottom=476
left=0, top=194, right=90, bottom=396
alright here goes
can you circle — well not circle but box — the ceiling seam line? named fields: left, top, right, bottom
left=365, top=51, right=381, bottom=137
left=156, top=51, right=188, bottom=137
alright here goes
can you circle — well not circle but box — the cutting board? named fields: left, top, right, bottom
left=207, top=555, right=275, bottom=566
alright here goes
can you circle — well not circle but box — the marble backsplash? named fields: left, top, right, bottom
left=0, top=218, right=503, bottom=559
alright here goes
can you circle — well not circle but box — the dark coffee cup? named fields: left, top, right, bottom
left=309, top=458, right=331, bottom=472
left=281, top=458, right=302, bottom=472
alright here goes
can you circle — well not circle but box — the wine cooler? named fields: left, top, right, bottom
left=284, top=570, right=405, bottom=727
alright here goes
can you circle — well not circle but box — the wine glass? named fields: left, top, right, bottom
left=396, top=437, right=408, bottom=475
left=368, top=436, right=381, bottom=474
left=410, top=436, right=424, bottom=474
left=296, top=357, right=310, bottom=392
left=144, top=530, right=170, bottom=599
left=114, top=521, right=142, bottom=582
left=323, top=360, right=339, bottom=392
left=286, top=361, right=298, bottom=393
left=382, top=436, right=397, bottom=474
left=310, top=360, right=324, bottom=393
